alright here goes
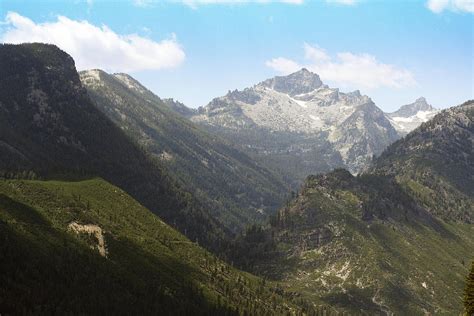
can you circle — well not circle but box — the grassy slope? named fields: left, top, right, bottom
left=278, top=183, right=474, bottom=314
left=0, top=178, right=306, bottom=315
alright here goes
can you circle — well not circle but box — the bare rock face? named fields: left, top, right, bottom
left=391, top=97, right=435, bottom=117
left=192, top=69, right=400, bottom=177
left=387, top=97, right=439, bottom=134
left=68, top=222, right=108, bottom=257
left=259, top=68, right=323, bottom=96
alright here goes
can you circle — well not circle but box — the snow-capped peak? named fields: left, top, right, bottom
left=191, top=69, right=403, bottom=174
left=387, top=97, right=439, bottom=134
left=390, top=97, right=435, bottom=118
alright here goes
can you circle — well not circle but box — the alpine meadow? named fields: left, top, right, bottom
left=0, top=1, right=473, bottom=315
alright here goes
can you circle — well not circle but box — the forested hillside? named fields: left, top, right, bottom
left=0, top=178, right=319, bottom=315
left=80, top=69, right=287, bottom=233
left=0, top=43, right=333, bottom=315
left=372, top=101, right=474, bottom=222
left=227, top=103, right=474, bottom=314
left=0, top=43, right=226, bottom=250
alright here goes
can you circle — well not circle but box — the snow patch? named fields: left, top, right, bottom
left=389, top=109, right=439, bottom=134
left=416, top=110, right=434, bottom=121
left=289, top=96, right=308, bottom=108
left=392, top=115, right=417, bottom=123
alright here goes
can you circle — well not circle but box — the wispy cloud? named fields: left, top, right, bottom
left=132, top=0, right=360, bottom=8
left=0, top=12, right=185, bottom=72
left=266, top=57, right=301, bottom=74
left=426, top=0, right=473, bottom=13
left=177, top=0, right=304, bottom=8
left=325, top=0, right=358, bottom=5
left=132, top=0, right=154, bottom=7
left=266, top=43, right=416, bottom=89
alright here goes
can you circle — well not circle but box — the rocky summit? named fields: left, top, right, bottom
left=387, top=97, right=439, bottom=135
left=191, top=69, right=431, bottom=180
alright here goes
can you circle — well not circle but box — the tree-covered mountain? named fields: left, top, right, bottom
left=163, top=97, right=197, bottom=118
left=372, top=101, right=474, bottom=223
left=79, top=69, right=287, bottom=233
left=227, top=102, right=474, bottom=314
left=0, top=43, right=227, bottom=250
left=0, top=177, right=321, bottom=315
left=0, top=43, right=340, bottom=315
left=1, top=42, right=472, bottom=315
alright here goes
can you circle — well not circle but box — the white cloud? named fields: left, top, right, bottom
left=0, top=12, right=185, bottom=72
left=266, top=43, right=416, bottom=89
left=304, top=43, right=330, bottom=62
left=426, top=0, right=474, bottom=13
left=265, top=57, right=301, bottom=74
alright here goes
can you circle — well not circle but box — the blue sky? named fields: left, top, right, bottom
left=0, top=0, right=472, bottom=111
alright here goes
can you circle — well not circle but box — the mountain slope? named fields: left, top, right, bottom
left=329, top=101, right=399, bottom=173
left=0, top=177, right=312, bottom=315
left=228, top=102, right=474, bottom=314
left=465, top=261, right=474, bottom=315
left=80, top=69, right=287, bottom=233
left=191, top=69, right=399, bottom=180
left=373, top=101, right=474, bottom=222
left=163, top=97, right=197, bottom=118
left=0, top=43, right=226, bottom=250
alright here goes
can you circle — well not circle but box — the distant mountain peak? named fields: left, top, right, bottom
left=416, top=96, right=427, bottom=102
left=193, top=68, right=399, bottom=175
left=299, top=67, right=311, bottom=74
left=392, top=97, right=435, bottom=118
left=259, top=68, right=323, bottom=96
left=387, top=97, right=439, bottom=134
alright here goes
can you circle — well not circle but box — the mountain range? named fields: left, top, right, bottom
left=0, top=43, right=229, bottom=251
left=228, top=101, right=474, bottom=314
left=189, top=69, right=438, bottom=183
left=79, top=69, right=287, bottom=235
left=0, top=43, right=327, bottom=315
left=0, top=43, right=471, bottom=315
